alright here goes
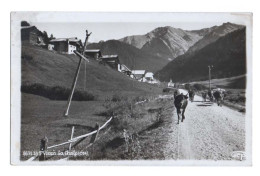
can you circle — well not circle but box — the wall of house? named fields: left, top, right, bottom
left=28, top=32, right=39, bottom=44
left=48, top=44, right=54, bottom=50
left=53, top=41, right=68, bottom=54
left=68, top=44, right=77, bottom=54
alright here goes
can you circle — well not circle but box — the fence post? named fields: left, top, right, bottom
left=90, top=123, right=100, bottom=144
left=39, top=136, right=48, bottom=161
left=69, top=126, right=75, bottom=151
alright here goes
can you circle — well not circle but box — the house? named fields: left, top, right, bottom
left=100, top=55, right=120, bottom=70
left=168, top=79, right=175, bottom=88
left=21, top=26, right=45, bottom=45
left=119, top=64, right=132, bottom=76
left=84, top=49, right=102, bottom=60
left=48, top=38, right=82, bottom=54
left=144, top=72, right=154, bottom=82
left=131, top=70, right=146, bottom=81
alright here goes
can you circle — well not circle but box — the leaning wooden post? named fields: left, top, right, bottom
left=64, top=30, right=92, bottom=117
left=90, top=123, right=100, bottom=144
left=39, top=136, right=48, bottom=161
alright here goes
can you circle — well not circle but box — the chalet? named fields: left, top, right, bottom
left=100, top=55, right=120, bottom=70
left=119, top=64, right=132, bottom=76
left=168, top=79, right=175, bottom=88
left=85, top=49, right=102, bottom=60
left=21, top=26, right=45, bottom=45
left=131, top=70, right=146, bottom=81
left=144, top=72, right=154, bottom=82
left=48, top=38, right=82, bottom=54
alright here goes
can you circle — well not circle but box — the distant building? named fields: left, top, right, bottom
left=48, top=38, right=82, bottom=54
left=168, top=79, right=175, bottom=88
left=144, top=72, right=154, bottom=82
left=100, top=55, right=120, bottom=70
left=21, top=26, right=45, bottom=45
left=131, top=70, right=146, bottom=81
left=119, top=64, right=132, bottom=76
left=84, top=49, right=102, bottom=60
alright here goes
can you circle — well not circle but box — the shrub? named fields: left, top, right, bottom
left=184, top=83, right=191, bottom=90
left=21, top=83, right=95, bottom=101
left=193, top=83, right=207, bottom=91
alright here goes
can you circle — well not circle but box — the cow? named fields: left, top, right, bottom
left=208, top=90, right=214, bottom=102
left=202, top=92, right=207, bottom=102
left=188, top=89, right=195, bottom=102
left=174, top=93, right=189, bottom=124
left=213, top=91, right=224, bottom=106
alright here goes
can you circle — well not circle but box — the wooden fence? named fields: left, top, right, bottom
left=27, top=117, right=113, bottom=161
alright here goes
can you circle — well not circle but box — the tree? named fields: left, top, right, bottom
left=49, top=34, right=55, bottom=40
left=21, top=21, right=30, bottom=27
left=42, top=31, right=49, bottom=44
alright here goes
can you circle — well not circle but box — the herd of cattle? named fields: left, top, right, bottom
left=173, top=88, right=226, bottom=124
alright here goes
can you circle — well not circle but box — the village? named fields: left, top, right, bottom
left=18, top=20, right=247, bottom=163
left=21, top=25, right=161, bottom=85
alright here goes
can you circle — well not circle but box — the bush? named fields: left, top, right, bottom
left=193, top=83, right=207, bottom=91
left=21, top=83, right=95, bottom=101
left=184, top=83, right=191, bottom=90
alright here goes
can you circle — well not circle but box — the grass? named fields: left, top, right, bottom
left=189, top=75, right=246, bottom=89
left=21, top=92, right=171, bottom=160
left=20, top=44, right=166, bottom=160
left=22, top=44, right=162, bottom=100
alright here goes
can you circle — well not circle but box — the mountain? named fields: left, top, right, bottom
left=155, top=27, right=246, bottom=82
left=119, top=26, right=215, bottom=60
left=187, top=22, right=244, bottom=54
left=87, top=40, right=168, bottom=72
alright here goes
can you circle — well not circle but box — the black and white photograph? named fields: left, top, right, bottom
left=11, top=12, right=252, bottom=165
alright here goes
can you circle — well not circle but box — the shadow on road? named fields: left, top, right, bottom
left=192, top=100, right=212, bottom=103
left=197, top=104, right=213, bottom=107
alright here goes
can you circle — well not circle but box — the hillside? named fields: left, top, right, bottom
left=156, top=27, right=246, bottom=83
left=87, top=40, right=168, bottom=72
left=120, top=26, right=205, bottom=60
left=21, top=44, right=162, bottom=99
left=190, top=75, right=246, bottom=89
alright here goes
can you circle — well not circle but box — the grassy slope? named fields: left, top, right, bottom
left=189, top=75, right=246, bottom=89
left=21, top=44, right=166, bottom=160
left=22, top=44, right=162, bottom=98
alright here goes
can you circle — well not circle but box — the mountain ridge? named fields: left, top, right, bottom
left=155, top=27, right=246, bottom=82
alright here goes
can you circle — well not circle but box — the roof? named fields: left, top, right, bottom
left=121, top=64, right=131, bottom=72
left=21, top=25, right=36, bottom=29
left=132, top=70, right=146, bottom=75
left=85, top=49, right=101, bottom=53
left=145, top=72, right=154, bottom=77
left=49, top=38, right=80, bottom=42
left=101, top=55, right=118, bottom=59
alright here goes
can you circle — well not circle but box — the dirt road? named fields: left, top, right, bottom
left=165, top=89, right=245, bottom=160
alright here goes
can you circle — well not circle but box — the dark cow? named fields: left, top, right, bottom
left=213, top=91, right=223, bottom=106
left=174, top=93, right=189, bottom=124
left=188, top=90, right=195, bottom=102
left=208, top=90, right=214, bottom=102
left=202, top=92, right=207, bottom=102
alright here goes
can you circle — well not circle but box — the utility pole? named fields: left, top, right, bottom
left=64, top=30, right=91, bottom=117
left=208, top=65, right=213, bottom=91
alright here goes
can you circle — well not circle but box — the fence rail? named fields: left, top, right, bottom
left=26, top=117, right=113, bottom=161
left=47, top=117, right=112, bottom=149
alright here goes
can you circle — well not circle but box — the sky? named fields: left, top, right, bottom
left=31, top=21, right=235, bottom=43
